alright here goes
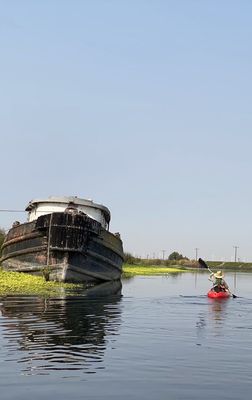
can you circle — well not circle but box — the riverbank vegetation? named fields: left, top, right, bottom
left=206, top=261, right=252, bottom=271
left=122, top=251, right=190, bottom=277
left=123, top=252, right=197, bottom=269
left=123, top=252, right=252, bottom=272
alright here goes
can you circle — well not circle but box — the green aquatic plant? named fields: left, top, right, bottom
left=42, top=265, right=52, bottom=281
left=0, top=268, right=80, bottom=296
left=122, top=264, right=186, bottom=276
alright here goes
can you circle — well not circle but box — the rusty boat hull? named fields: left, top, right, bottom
left=0, top=212, right=124, bottom=283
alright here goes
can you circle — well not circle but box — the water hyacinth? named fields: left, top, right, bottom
left=0, top=268, right=80, bottom=296
left=122, top=264, right=186, bottom=276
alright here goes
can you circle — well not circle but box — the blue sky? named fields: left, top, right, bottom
left=1, top=1, right=252, bottom=261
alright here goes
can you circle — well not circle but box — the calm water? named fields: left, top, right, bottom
left=1, top=272, right=252, bottom=399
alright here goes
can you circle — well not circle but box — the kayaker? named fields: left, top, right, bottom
left=208, top=270, right=230, bottom=293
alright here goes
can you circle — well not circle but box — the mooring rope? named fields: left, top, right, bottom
left=0, top=209, right=25, bottom=212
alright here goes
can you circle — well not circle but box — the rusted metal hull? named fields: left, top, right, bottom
left=0, top=212, right=124, bottom=283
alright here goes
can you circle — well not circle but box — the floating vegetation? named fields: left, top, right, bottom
left=0, top=268, right=80, bottom=296
left=0, top=264, right=187, bottom=296
left=122, top=264, right=186, bottom=277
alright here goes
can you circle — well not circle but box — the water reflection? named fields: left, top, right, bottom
left=195, top=298, right=230, bottom=343
left=0, top=281, right=122, bottom=375
left=208, top=298, right=229, bottom=336
left=208, top=298, right=228, bottom=319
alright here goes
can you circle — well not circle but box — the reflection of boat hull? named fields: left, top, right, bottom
left=0, top=212, right=124, bottom=283
left=207, top=289, right=230, bottom=299
left=0, top=282, right=122, bottom=374
left=73, top=280, right=122, bottom=298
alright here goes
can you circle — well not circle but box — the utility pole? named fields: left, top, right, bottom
left=233, top=246, right=239, bottom=262
left=162, top=250, right=166, bottom=260
left=195, top=247, right=199, bottom=260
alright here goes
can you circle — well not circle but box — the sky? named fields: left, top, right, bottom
left=1, top=0, right=252, bottom=261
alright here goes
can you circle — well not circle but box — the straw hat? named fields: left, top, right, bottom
left=214, top=270, right=224, bottom=279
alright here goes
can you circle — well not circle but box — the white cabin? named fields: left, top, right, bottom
left=25, top=196, right=111, bottom=230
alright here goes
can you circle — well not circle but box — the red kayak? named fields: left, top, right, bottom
left=207, top=289, right=230, bottom=299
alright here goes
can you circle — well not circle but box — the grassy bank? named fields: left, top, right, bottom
left=123, top=260, right=252, bottom=273
left=122, top=263, right=186, bottom=276
left=0, top=269, right=80, bottom=296
left=204, top=261, right=252, bottom=271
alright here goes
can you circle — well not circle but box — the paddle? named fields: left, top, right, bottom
left=198, top=258, right=237, bottom=298
left=198, top=258, right=212, bottom=272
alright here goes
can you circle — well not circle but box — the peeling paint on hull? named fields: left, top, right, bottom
left=0, top=212, right=124, bottom=283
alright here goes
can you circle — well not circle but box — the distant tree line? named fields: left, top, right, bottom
left=168, top=251, right=188, bottom=261
left=124, top=251, right=189, bottom=266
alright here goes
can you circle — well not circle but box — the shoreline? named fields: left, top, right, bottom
left=122, top=261, right=252, bottom=276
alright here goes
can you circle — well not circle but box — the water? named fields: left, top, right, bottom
left=1, top=271, right=252, bottom=399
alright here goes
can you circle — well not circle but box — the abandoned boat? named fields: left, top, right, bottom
left=0, top=196, right=124, bottom=283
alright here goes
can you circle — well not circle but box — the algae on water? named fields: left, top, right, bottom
left=0, top=264, right=186, bottom=296
left=0, top=268, right=80, bottom=296
left=122, top=264, right=185, bottom=276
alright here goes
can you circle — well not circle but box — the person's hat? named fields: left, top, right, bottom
left=214, top=270, right=224, bottom=279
